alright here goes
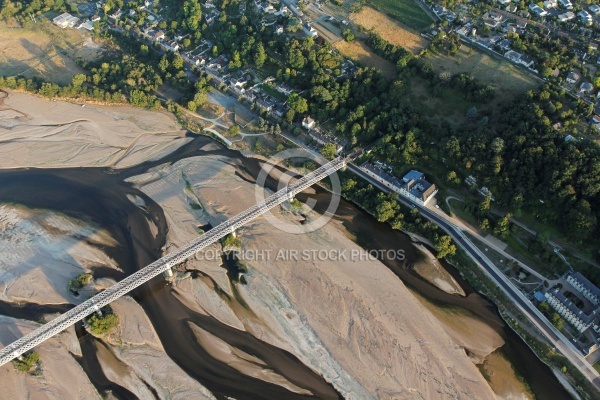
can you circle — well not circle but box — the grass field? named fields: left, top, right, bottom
left=426, top=45, right=539, bottom=96
left=351, top=7, right=428, bottom=53
left=366, top=0, right=434, bottom=31
left=0, top=19, right=100, bottom=85
left=334, top=40, right=397, bottom=80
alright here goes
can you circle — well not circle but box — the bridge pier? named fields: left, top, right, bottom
left=163, top=267, right=174, bottom=280
left=229, top=227, right=237, bottom=238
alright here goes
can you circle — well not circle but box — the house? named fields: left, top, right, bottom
left=567, top=272, right=600, bottom=305
left=302, top=116, right=316, bottom=130
left=208, top=55, right=228, bottom=70
left=589, top=43, right=598, bottom=53
left=53, top=13, right=79, bottom=29
left=504, top=25, right=517, bottom=34
left=401, top=170, right=437, bottom=203
left=109, top=9, right=123, bottom=20
left=558, top=0, right=573, bottom=9
left=273, top=106, right=287, bottom=118
left=591, top=115, right=600, bottom=127
left=504, top=50, right=522, bottom=62
left=590, top=4, right=600, bottom=15
left=163, top=40, right=179, bottom=52
left=529, top=4, right=548, bottom=17
left=153, top=30, right=165, bottom=41
left=506, top=4, right=518, bottom=13
left=497, top=38, right=512, bottom=52
left=91, top=14, right=101, bottom=22
left=577, top=10, right=593, bottom=25
left=274, top=25, right=284, bottom=35
left=566, top=70, right=580, bottom=83
left=565, top=134, right=574, bottom=141
left=129, top=9, right=136, bottom=16
left=432, top=4, right=446, bottom=15
left=79, top=20, right=94, bottom=31
left=243, top=90, right=257, bottom=102
left=274, top=82, right=293, bottom=95
left=256, top=99, right=273, bottom=112
left=543, top=0, right=557, bottom=8
left=260, top=1, right=275, bottom=13
left=519, top=54, right=535, bottom=68
left=516, top=20, right=528, bottom=30
left=303, top=22, right=318, bottom=38
left=497, top=0, right=511, bottom=5
left=558, top=11, right=575, bottom=22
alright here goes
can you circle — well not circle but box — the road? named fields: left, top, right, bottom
left=348, top=164, right=600, bottom=390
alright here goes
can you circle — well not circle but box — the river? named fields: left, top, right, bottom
left=0, top=135, right=572, bottom=399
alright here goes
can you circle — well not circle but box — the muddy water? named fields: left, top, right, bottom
left=0, top=136, right=571, bottom=399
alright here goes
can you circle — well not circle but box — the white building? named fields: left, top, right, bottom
left=558, top=11, right=575, bottom=22
left=545, top=289, right=593, bottom=333
left=577, top=10, right=593, bottom=25
left=53, top=13, right=79, bottom=29
left=302, top=116, right=316, bottom=130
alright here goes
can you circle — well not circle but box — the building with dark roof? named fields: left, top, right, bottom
left=567, top=272, right=600, bottom=305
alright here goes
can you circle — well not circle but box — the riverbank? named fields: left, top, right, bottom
left=0, top=92, right=573, bottom=399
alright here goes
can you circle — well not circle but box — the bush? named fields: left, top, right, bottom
left=222, top=233, right=241, bottom=248
left=69, top=273, right=92, bottom=290
left=86, top=312, right=118, bottom=335
left=13, top=351, right=39, bottom=373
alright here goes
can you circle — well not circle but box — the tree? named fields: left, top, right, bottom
left=538, top=301, right=550, bottom=314
left=71, top=74, right=87, bottom=87
left=253, top=43, right=266, bottom=68
left=435, top=235, right=457, bottom=258
left=490, top=137, right=504, bottom=154
left=183, top=0, right=202, bottom=31
left=551, top=313, right=563, bottom=330
left=466, top=106, right=478, bottom=119
left=480, top=218, right=490, bottom=230
left=228, top=125, right=241, bottom=136
left=172, top=54, right=184, bottom=70
left=478, top=192, right=492, bottom=215
left=320, top=143, right=338, bottom=160
left=87, top=312, right=119, bottom=335
left=288, top=93, right=308, bottom=114
left=494, top=215, right=511, bottom=239
left=342, top=28, right=355, bottom=42
left=158, top=55, right=169, bottom=73
left=446, top=171, right=461, bottom=186
left=565, top=199, right=597, bottom=240
left=13, top=351, right=39, bottom=373
left=375, top=200, right=396, bottom=222
left=140, top=44, right=149, bottom=57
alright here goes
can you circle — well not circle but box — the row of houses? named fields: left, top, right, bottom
left=545, top=289, right=599, bottom=334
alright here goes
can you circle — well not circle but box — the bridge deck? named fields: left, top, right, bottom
left=0, top=157, right=345, bottom=366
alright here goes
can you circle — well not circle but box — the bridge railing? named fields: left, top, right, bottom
left=0, top=157, right=345, bottom=366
